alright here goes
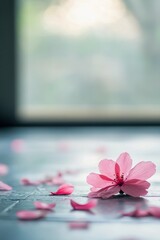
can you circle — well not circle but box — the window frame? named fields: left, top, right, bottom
left=0, top=0, right=160, bottom=127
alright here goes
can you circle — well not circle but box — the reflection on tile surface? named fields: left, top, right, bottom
left=0, top=127, right=160, bottom=239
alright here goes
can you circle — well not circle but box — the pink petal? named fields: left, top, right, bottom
left=50, top=184, right=74, bottom=195
left=70, top=199, right=97, bottom=210
left=42, top=172, right=65, bottom=186
left=98, top=159, right=116, bottom=179
left=69, top=222, right=89, bottom=229
left=0, top=181, right=12, bottom=191
left=148, top=206, right=160, bottom=218
left=127, top=161, right=156, bottom=181
left=11, top=139, right=25, bottom=153
left=100, top=185, right=120, bottom=199
left=95, top=146, right=107, bottom=154
left=121, top=180, right=150, bottom=197
left=116, top=152, right=132, bottom=178
left=86, top=173, right=113, bottom=188
left=0, top=164, right=8, bottom=176
left=20, top=178, right=41, bottom=186
left=65, top=169, right=80, bottom=175
left=34, top=201, right=56, bottom=210
left=88, top=185, right=120, bottom=199
left=16, top=210, right=47, bottom=220
left=51, top=176, right=65, bottom=185
left=122, top=209, right=149, bottom=217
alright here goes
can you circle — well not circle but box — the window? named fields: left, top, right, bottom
left=2, top=0, right=160, bottom=123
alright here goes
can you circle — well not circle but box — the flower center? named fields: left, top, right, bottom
left=114, top=173, right=124, bottom=186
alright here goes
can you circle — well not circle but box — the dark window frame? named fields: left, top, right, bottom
left=0, top=0, right=16, bottom=126
left=0, top=0, right=160, bottom=127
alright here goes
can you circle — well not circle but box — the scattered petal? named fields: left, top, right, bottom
left=0, top=181, right=12, bottom=191
left=11, top=139, right=25, bottom=153
left=51, top=176, right=65, bottom=185
left=50, top=184, right=74, bottom=195
left=34, top=201, right=56, bottom=210
left=16, top=210, right=47, bottom=220
left=148, top=206, right=160, bottom=218
left=69, top=222, right=89, bottom=229
left=70, top=199, right=97, bottom=210
left=0, top=164, right=8, bottom=176
left=65, top=169, right=80, bottom=175
left=96, top=146, right=107, bottom=154
left=20, top=178, right=41, bottom=186
left=122, top=208, right=149, bottom=217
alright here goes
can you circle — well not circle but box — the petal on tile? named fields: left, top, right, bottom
left=122, top=209, right=149, bottom=217
left=0, top=181, right=12, bottom=191
left=70, top=199, right=97, bottom=210
left=148, top=206, right=160, bottom=218
left=20, top=178, right=41, bottom=186
left=34, top=201, right=56, bottom=210
left=69, top=222, right=89, bottom=229
left=16, top=210, right=47, bottom=220
left=50, top=184, right=74, bottom=195
left=0, top=164, right=8, bottom=176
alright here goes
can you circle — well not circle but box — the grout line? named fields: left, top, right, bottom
left=1, top=201, right=19, bottom=214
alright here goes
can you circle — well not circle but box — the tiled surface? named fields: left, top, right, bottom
left=1, top=127, right=160, bottom=239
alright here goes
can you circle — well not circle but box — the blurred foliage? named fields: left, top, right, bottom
left=17, top=0, right=160, bottom=111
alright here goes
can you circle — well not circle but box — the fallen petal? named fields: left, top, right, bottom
left=0, top=164, right=8, bottom=176
left=16, top=210, right=47, bottom=220
left=148, top=206, right=160, bottom=218
left=69, top=222, right=89, bottom=229
left=70, top=199, right=97, bottom=210
left=65, top=169, right=80, bottom=175
left=51, top=176, right=65, bottom=185
left=50, top=184, right=74, bottom=195
left=20, top=178, right=41, bottom=186
left=0, top=181, right=12, bottom=191
left=95, top=146, right=107, bottom=154
left=122, top=209, right=149, bottom=217
left=34, top=201, right=56, bottom=210
left=11, top=139, right=25, bottom=153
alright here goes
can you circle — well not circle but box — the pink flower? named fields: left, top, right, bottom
left=87, top=152, right=156, bottom=199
